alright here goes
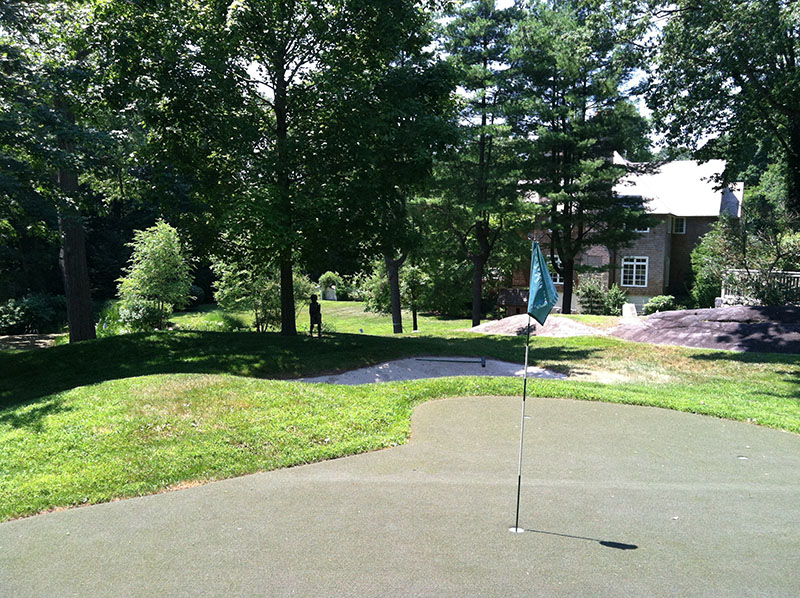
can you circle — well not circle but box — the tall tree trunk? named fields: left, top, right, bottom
left=471, top=254, right=486, bottom=327
left=469, top=219, right=493, bottom=327
left=385, top=254, right=405, bottom=334
left=56, top=102, right=95, bottom=343
left=58, top=208, right=95, bottom=342
left=279, top=252, right=296, bottom=335
left=786, top=118, right=800, bottom=218
left=561, top=258, right=575, bottom=315
left=275, top=63, right=296, bottom=336
left=412, top=305, right=418, bottom=332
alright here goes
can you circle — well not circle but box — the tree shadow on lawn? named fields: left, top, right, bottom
left=0, top=331, right=600, bottom=409
left=0, top=397, right=72, bottom=431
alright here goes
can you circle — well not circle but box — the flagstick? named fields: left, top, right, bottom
left=510, top=315, right=532, bottom=534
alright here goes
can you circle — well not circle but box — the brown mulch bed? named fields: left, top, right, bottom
left=610, top=306, right=800, bottom=354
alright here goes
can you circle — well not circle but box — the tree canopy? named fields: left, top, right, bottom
left=648, top=0, right=800, bottom=216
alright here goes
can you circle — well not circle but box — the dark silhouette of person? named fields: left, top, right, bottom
left=309, top=294, right=322, bottom=337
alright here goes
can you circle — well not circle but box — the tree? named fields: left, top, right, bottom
left=213, top=250, right=315, bottom=333
left=648, top=0, right=800, bottom=216
left=507, top=0, right=652, bottom=313
left=117, top=220, right=192, bottom=329
left=438, top=0, right=522, bottom=327
left=344, top=58, right=455, bottom=334
left=401, top=264, right=430, bottom=332
left=0, top=2, right=106, bottom=342
left=86, top=0, right=260, bottom=265
left=691, top=163, right=800, bottom=307
left=224, top=0, right=436, bottom=336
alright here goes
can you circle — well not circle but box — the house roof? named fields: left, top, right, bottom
left=613, top=153, right=743, bottom=218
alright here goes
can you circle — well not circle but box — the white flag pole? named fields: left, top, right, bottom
left=510, top=314, right=532, bottom=534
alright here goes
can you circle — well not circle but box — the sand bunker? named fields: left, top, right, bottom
left=297, top=356, right=567, bottom=385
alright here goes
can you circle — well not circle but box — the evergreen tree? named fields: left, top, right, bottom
left=437, top=0, right=522, bottom=327
left=507, top=0, right=651, bottom=313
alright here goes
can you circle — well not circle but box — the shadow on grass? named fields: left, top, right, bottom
left=522, top=528, right=638, bottom=551
left=0, top=397, right=72, bottom=430
left=0, top=330, right=602, bottom=409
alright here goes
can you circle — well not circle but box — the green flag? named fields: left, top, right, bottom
left=527, top=241, right=559, bottom=325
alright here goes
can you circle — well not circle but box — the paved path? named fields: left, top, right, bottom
left=2, top=397, right=799, bottom=597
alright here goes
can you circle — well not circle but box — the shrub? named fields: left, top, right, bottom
left=0, top=299, right=28, bottom=334
left=318, top=271, right=342, bottom=291
left=364, top=261, right=391, bottom=314
left=0, top=294, right=66, bottom=334
left=117, top=220, right=192, bottom=330
left=643, top=295, right=676, bottom=315
left=118, top=298, right=167, bottom=332
left=604, top=284, right=628, bottom=316
left=95, top=301, right=125, bottom=338
left=213, top=254, right=315, bottom=332
left=576, top=277, right=606, bottom=315
left=337, top=273, right=369, bottom=301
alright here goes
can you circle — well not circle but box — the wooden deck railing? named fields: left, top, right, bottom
left=721, top=269, right=800, bottom=305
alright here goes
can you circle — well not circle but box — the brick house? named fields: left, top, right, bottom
left=501, top=154, right=744, bottom=314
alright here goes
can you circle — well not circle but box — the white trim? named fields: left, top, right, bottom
left=672, top=217, right=686, bottom=234
left=633, top=227, right=650, bottom=233
left=550, top=255, right=564, bottom=284
left=621, top=256, right=648, bottom=288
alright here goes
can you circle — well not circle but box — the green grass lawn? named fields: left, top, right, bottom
left=170, top=300, right=472, bottom=336
left=1, top=303, right=798, bottom=521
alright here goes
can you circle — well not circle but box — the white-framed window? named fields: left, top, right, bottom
left=621, top=256, right=648, bottom=287
left=672, top=217, right=686, bottom=234
left=633, top=226, right=650, bottom=233
left=549, top=255, right=564, bottom=284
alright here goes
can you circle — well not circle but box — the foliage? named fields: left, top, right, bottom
left=401, top=265, right=430, bottom=311
left=363, top=260, right=392, bottom=314
left=507, top=0, right=652, bottom=314
left=435, top=0, right=523, bottom=327
left=690, top=229, right=725, bottom=308
left=576, top=278, right=627, bottom=316
left=336, top=273, right=370, bottom=302
left=643, top=295, right=676, bottom=316
left=221, top=0, right=443, bottom=335
left=117, top=221, right=193, bottom=330
left=94, top=301, right=125, bottom=338
left=118, top=298, right=166, bottom=333
left=213, top=252, right=315, bottom=333
left=691, top=165, right=800, bottom=307
left=604, top=284, right=628, bottom=317
left=0, top=1, right=115, bottom=342
left=318, top=271, right=342, bottom=291
left=576, top=277, right=607, bottom=315
left=0, top=294, right=66, bottom=334
left=648, top=0, right=800, bottom=215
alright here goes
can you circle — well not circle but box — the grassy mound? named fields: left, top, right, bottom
left=1, top=305, right=798, bottom=521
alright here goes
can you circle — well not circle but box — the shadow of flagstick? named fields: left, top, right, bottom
left=522, top=529, right=638, bottom=550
